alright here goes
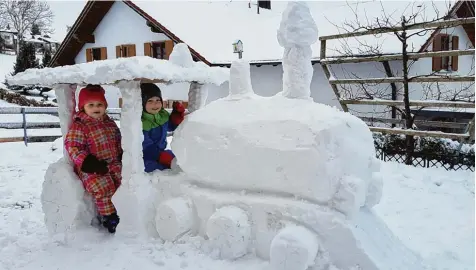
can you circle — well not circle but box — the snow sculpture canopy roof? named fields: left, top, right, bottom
left=6, top=55, right=230, bottom=87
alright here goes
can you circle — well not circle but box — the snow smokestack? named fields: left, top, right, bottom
left=277, top=1, right=318, bottom=100
left=228, top=59, right=254, bottom=99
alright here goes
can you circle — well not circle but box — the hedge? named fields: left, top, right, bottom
left=373, top=132, right=474, bottom=167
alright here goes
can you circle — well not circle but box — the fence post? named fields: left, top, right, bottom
left=21, top=107, right=28, bottom=146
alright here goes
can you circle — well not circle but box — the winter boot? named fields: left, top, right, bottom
left=102, top=213, right=120, bottom=233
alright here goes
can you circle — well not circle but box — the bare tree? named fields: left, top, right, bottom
left=0, top=0, right=54, bottom=53
left=324, top=0, right=474, bottom=164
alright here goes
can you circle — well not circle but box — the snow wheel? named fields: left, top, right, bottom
left=155, top=197, right=195, bottom=241
left=206, top=206, right=251, bottom=260
left=269, top=225, right=319, bottom=270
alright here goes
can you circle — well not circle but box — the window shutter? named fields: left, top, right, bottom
left=116, top=45, right=121, bottom=58
left=451, top=36, right=459, bottom=71
left=144, top=42, right=152, bottom=57
left=100, top=47, right=107, bottom=60
left=165, top=40, right=174, bottom=60
left=86, top=48, right=93, bottom=62
left=129, top=44, right=136, bottom=57
left=432, top=34, right=443, bottom=72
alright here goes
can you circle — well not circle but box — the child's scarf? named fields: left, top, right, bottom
left=142, top=109, right=169, bottom=131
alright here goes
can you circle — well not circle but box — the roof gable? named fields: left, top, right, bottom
left=49, top=1, right=114, bottom=67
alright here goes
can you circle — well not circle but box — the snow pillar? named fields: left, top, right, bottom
left=168, top=43, right=209, bottom=113
left=228, top=60, right=255, bottom=99
left=277, top=1, right=318, bottom=100
left=187, top=82, right=208, bottom=113
left=54, top=83, right=76, bottom=159
left=111, top=80, right=147, bottom=237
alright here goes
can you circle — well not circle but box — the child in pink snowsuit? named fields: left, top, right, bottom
left=64, top=84, right=122, bottom=233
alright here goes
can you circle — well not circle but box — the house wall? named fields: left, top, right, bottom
left=74, top=1, right=174, bottom=108
left=73, top=0, right=476, bottom=125
left=208, top=60, right=399, bottom=122
left=72, top=0, right=398, bottom=118
left=408, top=25, right=475, bottom=105
left=0, top=32, right=15, bottom=49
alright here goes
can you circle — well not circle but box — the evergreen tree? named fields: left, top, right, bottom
left=12, top=42, right=40, bottom=76
left=42, top=47, right=52, bottom=67
left=31, top=23, right=41, bottom=36
left=0, top=35, right=4, bottom=53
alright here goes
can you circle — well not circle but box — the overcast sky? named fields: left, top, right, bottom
left=46, top=0, right=87, bottom=42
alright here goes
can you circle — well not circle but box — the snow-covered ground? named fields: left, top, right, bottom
left=0, top=140, right=473, bottom=270
left=1, top=52, right=56, bottom=104
left=0, top=53, right=16, bottom=88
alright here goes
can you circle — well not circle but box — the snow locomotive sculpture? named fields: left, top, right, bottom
left=6, top=2, right=426, bottom=270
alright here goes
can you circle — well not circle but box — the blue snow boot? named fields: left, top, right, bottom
left=102, top=213, right=120, bottom=233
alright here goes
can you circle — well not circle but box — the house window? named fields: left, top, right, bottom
left=116, top=44, right=136, bottom=58
left=86, top=47, right=107, bottom=62
left=258, top=0, right=271, bottom=9
left=144, top=40, right=174, bottom=60
left=412, top=109, right=472, bottom=134
left=152, top=42, right=166, bottom=59
left=92, top=48, right=102, bottom=60
left=432, top=34, right=459, bottom=72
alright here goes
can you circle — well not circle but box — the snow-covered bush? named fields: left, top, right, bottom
left=373, top=133, right=475, bottom=168
left=0, top=88, right=55, bottom=107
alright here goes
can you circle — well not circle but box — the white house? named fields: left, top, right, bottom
left=0, top=26, right=18, bottom=51
left=49, top=0, right=475, bottom=132
left=24, top=34, right=61, bottom=53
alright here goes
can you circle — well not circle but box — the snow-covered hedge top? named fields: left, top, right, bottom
left=6, top=56, right=230, bottom=87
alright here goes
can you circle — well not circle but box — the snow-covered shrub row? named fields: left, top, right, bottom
left=0, top=88, right=55, bottom=107
left=373, top=132, right=475, bottom=167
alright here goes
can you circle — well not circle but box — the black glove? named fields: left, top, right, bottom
left=81, top=154, right=109, bottom=175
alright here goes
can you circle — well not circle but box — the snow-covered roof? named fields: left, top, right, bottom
left=24, top=35, right=60, bottom=44
left=39, top=36, right=60, bottom=44
left=6, top=56, right=230, bottom=87
left=0, top=28, right=17, bottom=34
left=25, top=37, right=44, bottom=44
left=131, top=0, right=455, bottom=63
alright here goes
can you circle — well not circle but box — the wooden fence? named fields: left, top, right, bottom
left=1, top=106, right=473, bottom=171
left=319, top=16, right=476, bottom=144
left=0, top=107, right=120, bottom=145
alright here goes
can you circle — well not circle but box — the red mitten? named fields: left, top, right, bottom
left=172, top=101, right=185, bottom=113
left=158, top=151, right=174, bottom=168
left=170, top=101, right=185, bottom=126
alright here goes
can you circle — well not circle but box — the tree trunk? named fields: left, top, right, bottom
left=401, top=18, right=414, bottom=165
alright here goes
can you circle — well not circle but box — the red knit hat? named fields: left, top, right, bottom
left=78, top=84, right=108, bottom=110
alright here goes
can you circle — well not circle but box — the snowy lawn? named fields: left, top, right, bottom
left=0, top=141, right=474, bottom=270
left=0, top=53, right=15, bottom=87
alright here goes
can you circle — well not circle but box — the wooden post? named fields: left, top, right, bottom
left=319, top=39, right=349, bottom=112
left=381, top=61, right=398, bottom=127
left=319, top=17, right=475, bottom=41
left=21, top=108, right=27, bottom=146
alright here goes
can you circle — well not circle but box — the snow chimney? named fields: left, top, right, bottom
left=277, top=1, right=318, bottom=100
left=169, top=43, right=194, bottom=68
left=228, top=59, right=255, bottom=99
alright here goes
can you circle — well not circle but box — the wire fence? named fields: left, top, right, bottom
left=375, top=146, right=474, bottom=171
